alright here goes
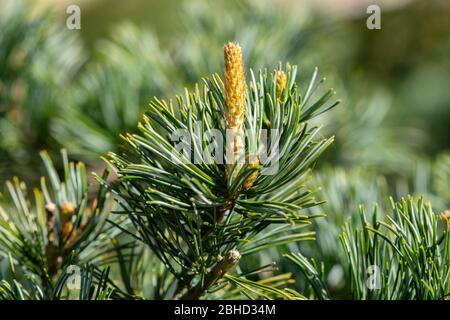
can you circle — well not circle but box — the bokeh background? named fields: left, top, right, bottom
left=1, top=0, right=449, bottom=298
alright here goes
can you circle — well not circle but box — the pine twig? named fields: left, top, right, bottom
left=45, top=203, right=61, bottom=279
left=179, top=250, right=241, bottom=300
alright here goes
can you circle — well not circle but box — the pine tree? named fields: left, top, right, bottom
left=98, top=42, right=338, bottom=299
left=0, top=38, right=338, bottom=299
left=1, top=1, right=448, bottom=298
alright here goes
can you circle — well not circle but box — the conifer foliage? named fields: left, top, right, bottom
left=1, top=17, right=448, bottom=298
left=0, top=150, right=128, bottom=299
left=100, top=42, right=338, bottom=299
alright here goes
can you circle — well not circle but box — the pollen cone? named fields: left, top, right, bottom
left=224, top=42, right=246, bottom=181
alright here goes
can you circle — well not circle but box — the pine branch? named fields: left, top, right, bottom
left=179, top=250, right=241, bottom=300
left=99, top=41, right=338, bottom=299
left=341, top=195, right=450, bottom=299
left=0, top=150, right=124, bottom=298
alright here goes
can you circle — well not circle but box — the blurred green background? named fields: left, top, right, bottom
left=1, top=0, right=449, bottom=179
left=0, top=0, right=449, bottom=298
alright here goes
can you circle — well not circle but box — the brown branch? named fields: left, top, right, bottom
left=45, top=202, right=60, bottom=278
left=216, top=195, right=237, bottom=223
left=179, top=250, right=241, bottom=300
